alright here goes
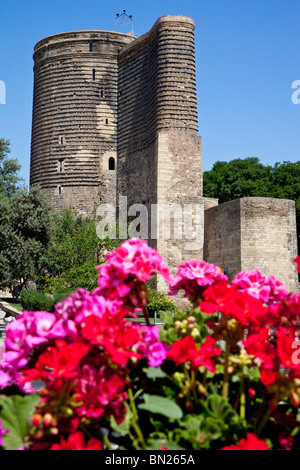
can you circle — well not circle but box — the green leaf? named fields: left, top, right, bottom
left=143, top=366, right=166, bottom=379
left=110, top=404, right=133, bottom=437
left=0, top=394, right=41, bottom=450
left=172, top=414, right=224, bottom=449
left=201, top=394, right=240, bottom=427
left=138, top=394, right=183, bottom=420
left=146, top=439, right=184, bottom=450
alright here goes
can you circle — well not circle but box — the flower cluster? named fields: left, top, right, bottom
left=168, top=260, right=228, bottom=306
left=1, top=239, right=300, bottom=450
left=167, top=335, right=221, bottom=372
left=231, top=268, right=290, bottom=304
left=95, top=238, right=170, bottom=313
left=1, top=239, right=170, bottom=450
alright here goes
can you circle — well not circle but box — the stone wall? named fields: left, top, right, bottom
left=204, top=197, right=299, bottom=292
left=203, top=198, right=242, bottom=275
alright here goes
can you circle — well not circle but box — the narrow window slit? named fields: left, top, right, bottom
left=109, top=157, right=115, bottom=170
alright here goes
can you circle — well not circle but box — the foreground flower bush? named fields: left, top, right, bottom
left=1, top=238, right=300, bottom=450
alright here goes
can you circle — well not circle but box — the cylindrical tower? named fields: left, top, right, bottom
left=30, top=30, right=135, bottom=215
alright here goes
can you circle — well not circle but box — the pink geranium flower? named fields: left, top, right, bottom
left=95, top=238, right=170, bottom=311
left=168, top=260, right=228, bottom=306
left=231, top=268, right=289, bottom=304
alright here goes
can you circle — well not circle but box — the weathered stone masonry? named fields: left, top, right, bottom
left=30, top=15, right=299, bottom=293
left=204, top=198, right=298, bottom=292
left=30, top=30, right=135, bottom=214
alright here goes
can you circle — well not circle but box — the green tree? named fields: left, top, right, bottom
left=0, top=185, right=52, bottom=288
left=203, top=157, right=274, bottom=204
left=0, top=138, right=23, bottom=196
left=40, top=208, right=121, bottom=292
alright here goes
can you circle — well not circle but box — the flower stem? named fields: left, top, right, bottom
left=183, top=364, right=191, bottom=383
left=240, top=372, right=246, bottom=420
left=191, top=369, right=198, bottom=401
left=222, top=338, right=230, bottom=399
left=98, top=428, right=114, bottom=450
left=257, top=407, right=272, bottom=436
left=127, top=385, right=146, bottom=449
left=142, top=305, right=150, bottom=326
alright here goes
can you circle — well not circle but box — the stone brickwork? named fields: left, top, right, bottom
left=30, top=30, right=134, bottom=214
left=204, top=198, right=299, bottom=292
left=204, top=198, right=242, bottom=275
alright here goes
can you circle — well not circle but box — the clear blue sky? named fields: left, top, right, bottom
left=0, top=0, right=299, bottom=186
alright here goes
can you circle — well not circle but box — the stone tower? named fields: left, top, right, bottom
left=30, top=30, right=135, bottom=214
left=117, top=16, right=204, bottom=271
left=30, top=15, right=204, bottom=272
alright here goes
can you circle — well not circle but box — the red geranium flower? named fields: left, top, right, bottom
left=201, top=283, right=268, bottom=328
left=81, top=314, right=141, bottom=365
left=167, top=335, right=221, bottom=372
left=22, top=340, right=89, bottom=382
left=222, top=433, right=269, bottom=450
left=50, top=431, right=102, bottom=450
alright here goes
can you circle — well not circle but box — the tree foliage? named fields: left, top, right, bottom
left=0, top=186, right=52, bottom=287
left=0, top=138, right=23, bottom=196
left=39, top=208, right=121, bottom=292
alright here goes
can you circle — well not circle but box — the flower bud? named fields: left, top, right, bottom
left=35, top=429, right=44, bottom=440
left=43, top=413, right=53, bottom=427
left=185, top=399, right=194, bottom=412
left=50, top=427, right=59, bottom=435
left=291, top=391, right=299, bottom=408
left=187, top=316, right=196, bottom=323
left=198, top=383, right=206, bottom=395
left=32, top=414, right=43, bottom=427
left=191, top=328, right=200, bottom=338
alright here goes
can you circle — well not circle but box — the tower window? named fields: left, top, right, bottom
left=106, top=119, right=108, bottom=124
left=58, top=185, right=62, bottom=195
left=89, top=42, right=93, bottom=52
left=92, top=69, right=95, bottom=81
left=109, top=157, right=115, bottom=171
left=59, top=136, right=64, bottom=145
left=100, top=89, right=104, bottom=98
left=58, top=159, right=64, bottom=172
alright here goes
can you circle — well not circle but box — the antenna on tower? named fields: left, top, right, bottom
left=116, top=10, right=134, bottom=36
